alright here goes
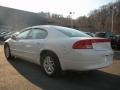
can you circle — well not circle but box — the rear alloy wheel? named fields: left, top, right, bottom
left=41, top=52, right=62, bottom=77
left=4, top=44, right=13, bottom=60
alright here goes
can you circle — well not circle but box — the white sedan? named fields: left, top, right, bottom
left=4, top=25, right=113, bottom=77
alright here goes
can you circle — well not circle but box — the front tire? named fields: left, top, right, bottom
left=4, top=44, right=13, bottom=60
left=41, top=52, right=62, bottom=77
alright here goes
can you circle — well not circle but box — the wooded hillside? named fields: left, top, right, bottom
left=0, top=1, right=119, bottom=34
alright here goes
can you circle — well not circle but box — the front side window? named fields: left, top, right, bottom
left=16, top=30, right=30, bottom=39
left=28, top=28, right=47, bottom=39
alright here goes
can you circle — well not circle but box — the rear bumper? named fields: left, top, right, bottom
left=60, top=49, right=113, bottom=71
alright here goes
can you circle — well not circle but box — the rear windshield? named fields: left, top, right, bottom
left=53, top=27, right=90, bottom=37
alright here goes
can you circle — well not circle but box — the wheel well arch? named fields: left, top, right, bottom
left=40, top=49, right=59, bottom=64
left=4, top=43, right=10, bottom=48
left=4, top=42, right=9, bottom=46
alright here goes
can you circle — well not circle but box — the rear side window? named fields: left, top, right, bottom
left=53, top=27, right=90, bottom=37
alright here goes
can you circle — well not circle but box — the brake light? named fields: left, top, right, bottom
left=72, top=39, right=110, bottom=49
left=72, top=40, right=93, bottom=49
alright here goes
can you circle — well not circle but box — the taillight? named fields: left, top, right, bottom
left=72, top=39, right=110, bottom=49
left=72, top=40, right=93, bottom=49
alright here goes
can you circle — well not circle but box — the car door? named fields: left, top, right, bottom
left=10, top=29, right=31, bottom=59
left=21, top=28, right=48, bottom=64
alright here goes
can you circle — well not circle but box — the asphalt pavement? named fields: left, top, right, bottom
left=0, top=45, right=120, bottom=90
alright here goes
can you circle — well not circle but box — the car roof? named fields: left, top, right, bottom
left=28, top=25, right=69, bottom=30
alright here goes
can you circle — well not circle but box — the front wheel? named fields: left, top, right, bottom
left=4, top=44, right=13, bottom=60
left=41, top=52, right=62, bottom=77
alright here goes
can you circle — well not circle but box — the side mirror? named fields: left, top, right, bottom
left=11, top=35, right=17, bottom=40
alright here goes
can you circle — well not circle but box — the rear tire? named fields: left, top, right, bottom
left=41, top=52, right=62, bottom=77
